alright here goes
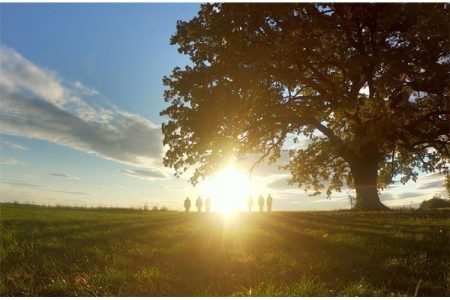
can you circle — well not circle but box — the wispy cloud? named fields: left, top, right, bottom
left=417, top=180, right=445, bottom=190
left=267, top=175, right=294, bottom=190
left=0, top=158, right=24, bottom=165
left=0, top=46, right=164, bottom=168
left=72, top=81, right=99, bottom=97
left=393, top=192, right=424, bottom=199
left=416, top=172, right=445, bottom=190
left=49, top=173, right=81, bottom=180
left=0, top=177, right=90, bottom=195
left=0, top=178, right=42, bottom=188
left=0, top=47, right=65, bottom=105
left=120, top=168, right=168, bottom=180
left=164, top=185, right=188, bottom=191
left=51, top=190, right=90, bottom=195
left=0, top=140, right=29, bottom=151
left=239, top=152, right=291, bottom=177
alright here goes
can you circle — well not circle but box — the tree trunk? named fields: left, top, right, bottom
left=350, top=159, right=389, bottom=211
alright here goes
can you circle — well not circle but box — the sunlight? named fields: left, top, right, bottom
left=200, top=164, right=253, bottom=215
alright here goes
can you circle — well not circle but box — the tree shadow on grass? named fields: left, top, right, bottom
left=2, top=209, right=448, bottom=296
left=262, top=213, right=449, bottom=296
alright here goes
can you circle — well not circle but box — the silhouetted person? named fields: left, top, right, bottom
left=247, top=195, right=254, bottom=212
left=184, top=197, right=191, bottom=212
left=267, top=194, right=273, bottom=212
left=258, top=195, right=264, bottom=212
left=205, top=197, right=211, bottom=213
left=196, top=196, right=203, bottom=212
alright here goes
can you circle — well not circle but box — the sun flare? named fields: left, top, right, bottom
left=199, top=165, right=253, bottom=214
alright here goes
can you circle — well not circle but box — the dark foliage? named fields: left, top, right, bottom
left=161, top=4, right=450, bottom=210
left=420, top=196, right=450, bottom=210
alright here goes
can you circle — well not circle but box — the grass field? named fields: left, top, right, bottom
left=0, top=203, right=449, bottom=296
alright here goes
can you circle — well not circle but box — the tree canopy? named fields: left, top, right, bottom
left=161, top=3, right=449, bottom=210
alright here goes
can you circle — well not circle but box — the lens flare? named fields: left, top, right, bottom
left=199, top=164, right=253, bottom=215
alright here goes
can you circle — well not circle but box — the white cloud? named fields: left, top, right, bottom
left=267, top=175, right=296, bottom=191
left=0, top=158, right=24, bottom=165
left=0, top=177, right=90, bottom=195
left=0, top=46, right=164, bottom=168
left=238, top=151, right=291, bottom=177
left=164, top=185, right=188, bottom=191
left=379, top=172, right=447, bottom=207
left=72, top=81, right=99, bottom=97
left=0, top=140, right=29, bottom=151
left=49, top=173, right=81, bottom=180
left=359, top=83, right=370, bottom=96
left=264, top=170, right=447, bottom=210
left=0, top=47, right=65, bottom=105
left=269, top=189, right=350, bottom=211
left=0, top=177, right=43, bottom=188
left=283, top=133, right=311, bottom=150
left=416, top=172, right=446, bottom=190
left=120, top=168, right=169, bottom=180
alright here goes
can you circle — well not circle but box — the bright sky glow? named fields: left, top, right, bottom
left=199, top=164, right=254, bottom=213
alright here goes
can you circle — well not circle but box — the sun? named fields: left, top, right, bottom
left=199, top=164, right=253, bottom=214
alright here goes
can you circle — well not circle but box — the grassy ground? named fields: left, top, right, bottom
left=0, top=203, right=449, bottom=296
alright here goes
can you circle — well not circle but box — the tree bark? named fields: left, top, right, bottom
left=350, top=159, right=389, bottom=211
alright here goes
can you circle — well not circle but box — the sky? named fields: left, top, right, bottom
left=0, top=3, right=447, bottom=211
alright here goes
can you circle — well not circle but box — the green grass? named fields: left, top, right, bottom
left=1, top=203, right=449, bottom=296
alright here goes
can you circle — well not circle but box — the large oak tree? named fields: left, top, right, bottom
left=161, top=3, right=449, bottom=210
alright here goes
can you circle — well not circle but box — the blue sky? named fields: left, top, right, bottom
left=0, top=4, right=447, bottom=210
left=1, top=3, right=197, bottom=122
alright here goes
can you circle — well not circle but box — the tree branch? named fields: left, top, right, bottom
left=248, top=127, right=290, bottom=177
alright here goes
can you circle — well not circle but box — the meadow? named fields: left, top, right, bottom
left=0, top=203, right=449, bottom=296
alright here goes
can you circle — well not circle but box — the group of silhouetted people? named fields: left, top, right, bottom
left=184, top=196, right=212, bottom=213
left=247, top=194, right=273, bottom=212
left=183, top=194, right=273, bottom=213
